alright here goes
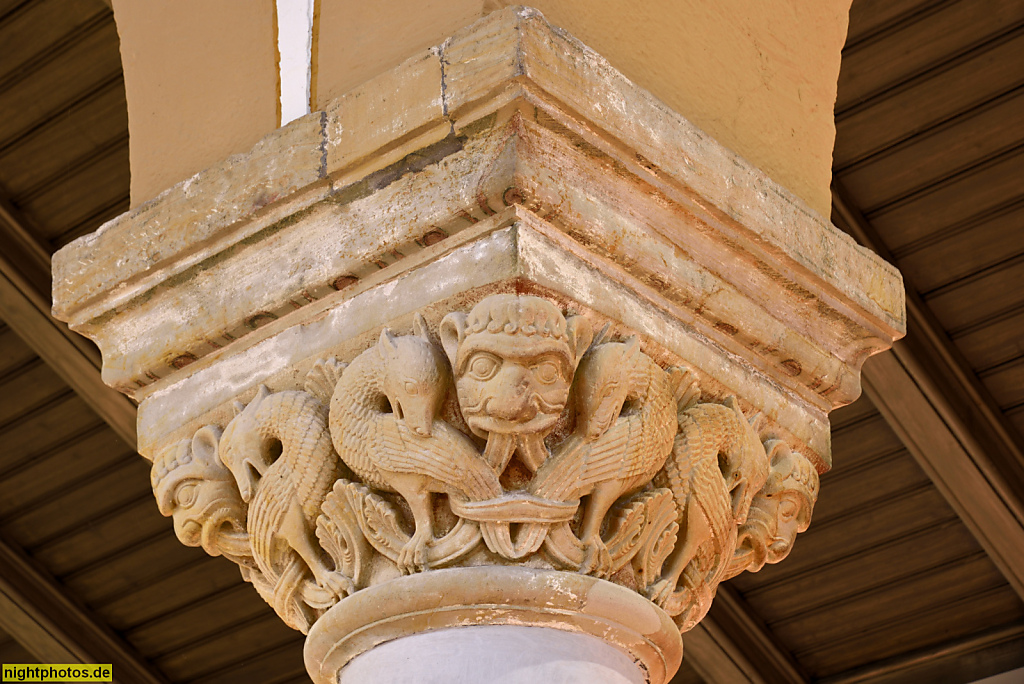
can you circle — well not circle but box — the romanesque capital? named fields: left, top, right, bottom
left=51, top=8, right=904, bottom=683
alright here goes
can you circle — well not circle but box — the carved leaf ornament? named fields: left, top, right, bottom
left=151, top=294, right=819, bottom=635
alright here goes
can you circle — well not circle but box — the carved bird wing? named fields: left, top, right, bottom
left=574, top=417, right=635, bottom=489
left=372, top=418, right=500, bottom=500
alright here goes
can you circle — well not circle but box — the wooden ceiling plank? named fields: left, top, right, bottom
left=838, top=0, right=1024, bottom=112
left=0, top=204, right=136, bottom=448
left=682, top=620, right=768, bottom=684
left=819, top=621, right=1024, bottom=684
left=833, top=185, right=1024, bottom=602
left=798, top=586, right=1024, bottom=676
left=704, top=587, right=809, bottom=684
left=833, top=32, right=1024, bottom=168
left=0, top=537, right=167, bottom=683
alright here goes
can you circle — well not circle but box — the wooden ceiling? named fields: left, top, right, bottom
left=0, top=0, right=1021, bottom=683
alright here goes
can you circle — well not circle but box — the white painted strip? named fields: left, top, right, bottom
left=276, top=0, right=314, bottom=125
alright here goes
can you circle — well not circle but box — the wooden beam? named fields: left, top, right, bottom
left=680, top=586, right=807, bottom=684
left=832, top=184, right=1024, bottom=600
left=0, top=201, right=137, bottom=448
left=684, top=620, right=765, bottom=684
left=0, top=536, right=167, bottom=683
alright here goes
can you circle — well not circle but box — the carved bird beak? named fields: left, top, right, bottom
left=406, top=404, right=433, bottom=437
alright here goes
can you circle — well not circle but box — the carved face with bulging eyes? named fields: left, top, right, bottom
left=440, top=295, right=592, bottom=437
left=152, top=426, right=250, bottom=563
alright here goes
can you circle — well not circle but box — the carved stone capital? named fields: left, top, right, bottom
left=52, top=7, right=904, bottom=683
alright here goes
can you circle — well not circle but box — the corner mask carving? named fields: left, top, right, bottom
left=151, top=293, right=820, bottom=636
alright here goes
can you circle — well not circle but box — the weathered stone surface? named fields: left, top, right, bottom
left=51, top=10, right=904, bottom=683
left=52, top=8, right=902, bottom=406
left=324, top=48, right=447, bottom=176
left=52, top=111, right=327, bottom=322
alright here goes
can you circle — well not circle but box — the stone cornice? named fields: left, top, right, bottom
left=49, top=9, right=905, bottom=682
left=52, top=8, right=903, bottom=412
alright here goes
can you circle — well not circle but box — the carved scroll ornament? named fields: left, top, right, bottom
left=151, top=294, right=820, bottom=635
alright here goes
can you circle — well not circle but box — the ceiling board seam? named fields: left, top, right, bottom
left=789, top=583, right=1017, bottom=659
left=0, top=72, right=123, bottom=159
left=834, top=84, right=1024, bottom=175
left=835, top=22, right=1024, bottom=120
left=13, top=133, right=129, bottom=204
left=737, top=517, right=964, bottom=598
left=0, top=10, right=113, bottom=93
left=861, top=140, right=1024, bottom=217
left=834, top=80, right=1024, bottom=171
left=843, top=0, right=954, bottom=52
left=24, top=490, right=155, bottom=552
left=892, top=192, right=1024, bottom=260
left=763, top=549, right=991, bottom=626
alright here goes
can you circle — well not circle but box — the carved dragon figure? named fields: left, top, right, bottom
left=648, top=395, right=769, bottom=614
left=329, top=314, right=502, bottom=574
left=219, top=384, right=353, bottom=612
left=530, top=337, right=679, bottom=577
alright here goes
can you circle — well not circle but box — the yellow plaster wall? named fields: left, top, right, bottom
left=114, top=0, right=851, bottom=215
left=112, top=0, right=279, bottom=207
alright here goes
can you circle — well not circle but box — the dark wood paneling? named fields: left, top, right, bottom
left=22, top=144, right=130, bottom=240
left=866, top=149, right=1024, bottom=252
left=772, top=554, right=1011, bottom=651
left=187, top=638, right=307, bottom=684
left=0, top=395, right=104, bottom=476
left=953, top=305, right=1024, bottom=375
left=982, top=357, right=1024, bottom=411
left=799, top=586, right=1024, bottom=676
left=29, top=498, right=170, bottom=577
left=125, top=583, right=275, bottom=658
left=0, top=0, right=105, bottom=81
left=670, top=659, right=706, bottom=684
left=926, top=257, right=1024, bottom=333
left=833, top=30, right=1024, bottom=168
left=838, top=91, right=1024, bottom=213
left=154, top=613, right=298, bottom=682
left=0, top=85, right=127, bottom=193
left=1, top=457, right=151, bottom=547
left=1, top=21, right=121, bottom=145
left=0, top=427, right=122, bottom=517
left=0, top=634, right=37, bottom=664
left=837, top=0, right=1024, bottom=112
left=741, top=520, right=981, bottom=622
left=844, top=0, right=935, bottom=45
left=897, top=201, right=1024, bottom=293
left=96, top=556, right=249, bottom=631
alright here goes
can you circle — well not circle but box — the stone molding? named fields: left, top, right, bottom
left=51, top=7, right=905, bottom=683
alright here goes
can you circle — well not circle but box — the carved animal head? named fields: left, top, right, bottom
left=151, top=426, right=250, bottom=562
left=439, top=294, right=592, bottom=438
left=718, top=397, right=770, bottom=525
left=377, top=313, right=449, bottom=437
left=734, top=441, right=818, bottom=572
left=572, top=337, right=643, bottom=440
left=219, top=385, right=276, bottom=503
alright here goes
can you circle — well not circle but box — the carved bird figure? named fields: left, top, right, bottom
left=530, top=337, right=679, bottom=577
left=219, top=384, right=353, bottom=613
left=647, top=396, right=769, bottom=609
left=329, top=314, right=502, bottom=574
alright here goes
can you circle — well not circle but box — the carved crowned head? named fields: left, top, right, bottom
left=733, top=441, right=819, bottom=573
left=151, top=426, right=250, bottom=563
left=377, top=313, right=450, bottom=438
left=440, top=294, right=592, bottom=437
